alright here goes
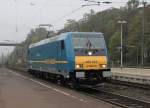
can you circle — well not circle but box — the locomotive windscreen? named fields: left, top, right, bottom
left=72, top=33, right=105, bottom=49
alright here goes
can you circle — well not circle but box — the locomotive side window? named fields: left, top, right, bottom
left=27, top=49, right=30, bottom=59
left=61, top=40, right=65, bottom=50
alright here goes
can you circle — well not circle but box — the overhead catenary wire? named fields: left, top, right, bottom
left=36, top=0, right=126, bottom=25
left=31, top=0, right=138, bottom=29
left=52, top=6, right=84, bottom=25
left=51, top=0, right=130, bottom=25
left=30, top=0, right=86, bottom=27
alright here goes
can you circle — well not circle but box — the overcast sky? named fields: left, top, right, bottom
left=0, top=0, right=149, bottom=56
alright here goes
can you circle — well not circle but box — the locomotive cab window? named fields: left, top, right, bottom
left=61, top=40, right=65, bottom=50
left=72, top=34, right=106, bottom=49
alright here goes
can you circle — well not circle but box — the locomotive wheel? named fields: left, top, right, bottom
left=55, top=76, right=65, bottom=86
left=69, top=79, right=79, bottom=90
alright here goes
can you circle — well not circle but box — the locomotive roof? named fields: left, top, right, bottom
left=29, top=32, right=103, bottom=48
left=70, top=32, right=103, bottom=35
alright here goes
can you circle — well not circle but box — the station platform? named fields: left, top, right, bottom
left=111, top=68, right=150, bottom=85
left=0, top=68, right=117, bottom=108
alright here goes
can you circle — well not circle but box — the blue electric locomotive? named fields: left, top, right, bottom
left=27, top=32, right=111, bottom=87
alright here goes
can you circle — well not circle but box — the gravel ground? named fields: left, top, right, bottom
left=98, top=83, right=150, bottom=102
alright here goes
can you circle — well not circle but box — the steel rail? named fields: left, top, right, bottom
left=81, top=88, right=150, bottom=108
left=108, top=80, right=150, bottom=90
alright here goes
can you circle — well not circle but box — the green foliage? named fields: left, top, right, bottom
left=127, top=0, right=139, bottom=11
left=7, top=27, right=56, bottom=67
left=109, top=32, right=120, bottom=61
left=61, top=4, right=150, bottom=66
left=64, top=19, right=79, bottom=32
left=8, top=4, right=150, bottom=67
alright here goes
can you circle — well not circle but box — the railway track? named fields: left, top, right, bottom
left=81, top=88, right=150, bottom=108
left=109, top=80, right=150, bottom=90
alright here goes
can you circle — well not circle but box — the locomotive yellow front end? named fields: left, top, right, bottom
left=75, top=56, right=107, bottom=70
left=72, top=32, right=111, bottom=85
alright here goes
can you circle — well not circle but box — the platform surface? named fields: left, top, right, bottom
left=112, top=68, right=150, bottom=81
left=0, top=68, right=118, bottom=108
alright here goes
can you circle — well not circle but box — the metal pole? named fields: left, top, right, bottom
left=137, top=47, right=139, bottom=68
left=121, top=23, right=123, bottom=69
left=141, top=0, right=146, bottom=68
left=2, top=53, right=3, bottom=65
left=118, top=20, right=126, bottom=69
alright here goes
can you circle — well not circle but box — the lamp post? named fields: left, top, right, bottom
left=118, top=20, right=127, bottom=70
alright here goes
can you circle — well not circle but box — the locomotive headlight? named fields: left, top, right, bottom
left=88, top=51, right=92, bottom=55
left=76, top=64, right=80, bottom=68
left=102, top=64, right=106, bottom=68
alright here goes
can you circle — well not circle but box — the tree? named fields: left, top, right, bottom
left=8, top=3, right=150, bottom=67
left=109, top=32, right=121, bottom=64
left=64, top=19, right=79, bottom=32
left=127, top=0, right=139, bottom=11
